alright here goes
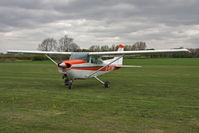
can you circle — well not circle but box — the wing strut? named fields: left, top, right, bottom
left=45, top=54, right=57, bottom=65
left=94, top=76, right=104, bottom=84
left=88, top=56, right=123, bottom=78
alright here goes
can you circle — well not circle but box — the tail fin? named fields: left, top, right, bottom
left=117, top=44, right=124, bottom=52
left=113, top=44, right=124, bottom=65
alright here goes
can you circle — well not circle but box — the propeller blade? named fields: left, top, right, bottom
left=59, top=62, right=66, bottom=68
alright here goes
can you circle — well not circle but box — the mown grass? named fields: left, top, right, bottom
left=0, top=58, right=199, bottom=133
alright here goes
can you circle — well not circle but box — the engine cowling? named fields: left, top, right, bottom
left=58, top=62, right=71, bottom=68
left=58, top=59, right=87, bottom=70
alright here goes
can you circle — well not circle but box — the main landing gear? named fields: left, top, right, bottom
left=63, top=75, right=110, bottom=89
left=104, top=81, right=110, bottom=88
left=94, top=76, right=110, bottom=88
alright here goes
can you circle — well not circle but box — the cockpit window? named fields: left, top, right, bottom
left=70, top=53, right=89, bottom=62
left=91, top=57, right=103, bottom=64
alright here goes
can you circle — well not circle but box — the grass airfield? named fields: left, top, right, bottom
left=0, top=58, right=199, bottom=133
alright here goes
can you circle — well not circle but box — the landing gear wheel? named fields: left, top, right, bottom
left=64, top=79, right=69, bottom=86
left=104, top=81, right=110, bottom=88
left=68, top=81, right=72, bottom=89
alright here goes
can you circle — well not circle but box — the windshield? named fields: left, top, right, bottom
left=70, top=53, right=89, bottom=62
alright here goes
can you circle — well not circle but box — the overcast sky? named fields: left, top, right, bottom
left=0, top=0, right=199, bottom=52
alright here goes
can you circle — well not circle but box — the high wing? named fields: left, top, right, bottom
left=89, top=49, right=189, bottom=56
left=7, top=50, right=72, bottom=55
left=7, top=49, right=189, bottom=56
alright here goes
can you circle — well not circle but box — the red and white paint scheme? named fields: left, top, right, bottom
left=8, top=44, right=189, bottom=89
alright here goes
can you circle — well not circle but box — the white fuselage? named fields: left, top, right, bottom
left=58, top=59, right=119, bottom=80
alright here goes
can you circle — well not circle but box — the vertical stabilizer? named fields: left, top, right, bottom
left=113, top=44, right=124, bottom=65
left=117, top=44, right=124, bottom=52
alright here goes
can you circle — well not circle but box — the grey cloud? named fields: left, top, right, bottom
left=0, top=0, right=199, bottom=52
left=185, top=37, right=199, bottom=47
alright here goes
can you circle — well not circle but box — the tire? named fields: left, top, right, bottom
left=64, top=79, right=69, bottom=86
left=68, top=81, right=72, bottom=89
left=104, top=81, right=110, bottom=88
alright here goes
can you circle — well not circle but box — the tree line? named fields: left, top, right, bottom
left=88, top=43, right=199, bottom=58
left=37, top=35, right=198, bottom=58
left=88, top=42, right=147, bottom=52
left=38, top=35, right=147, bottom=52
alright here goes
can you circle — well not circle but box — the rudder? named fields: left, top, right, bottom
left=113, top=44, right=124, bottom=65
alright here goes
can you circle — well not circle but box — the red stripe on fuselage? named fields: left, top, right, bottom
left=72, top=65, right=120, bottom=71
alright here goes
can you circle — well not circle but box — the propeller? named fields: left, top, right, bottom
left=58, top=62, right=71, bottom=72
left=59, top=62, right=66, bottom=68
left=58, top=62, right=66, bottom=72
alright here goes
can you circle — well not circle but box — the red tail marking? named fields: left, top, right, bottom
left=118, top=44, right=124, bottom=48
left=116, top=44, right=125, bottom=51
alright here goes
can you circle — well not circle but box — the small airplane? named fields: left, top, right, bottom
left=8, top=44, right=189, bottom=89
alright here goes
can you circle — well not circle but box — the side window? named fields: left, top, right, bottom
left=91, top=57, right=96, bottom=63
left=82, top=54, right=89, bottom=62
left=91, top=57, right=102, bottom=64
left=97, top=58, right=103, bottom=64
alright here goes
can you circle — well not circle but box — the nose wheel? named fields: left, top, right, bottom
left=63, top=74, right=73, bottom=89
left=68, top=80, right=72, bottom=89
left=64, top=79, right=73, bottom=89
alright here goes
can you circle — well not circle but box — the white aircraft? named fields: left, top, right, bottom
left=8, top=44, right=189, bottom=89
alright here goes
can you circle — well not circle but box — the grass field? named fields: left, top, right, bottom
left=0, top=58, right=199, bottom=133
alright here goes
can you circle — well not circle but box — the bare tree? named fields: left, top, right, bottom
left=89, top=45, right=101, bottom=52
left=57, top=35, right=80, bottom=52
left=133, top=41, right=146, bottom=50
left=89, top=45, right=95, bottom=52
left=38, top=38, right=57, bottom=51
left=101, top=45, right=109, bottom=51
left=124, top=45, right=132, bottom=51
left=110, top=44, right=117, bottom=51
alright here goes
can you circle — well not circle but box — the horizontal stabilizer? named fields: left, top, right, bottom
left=116, top=65, right=142, bottom=68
